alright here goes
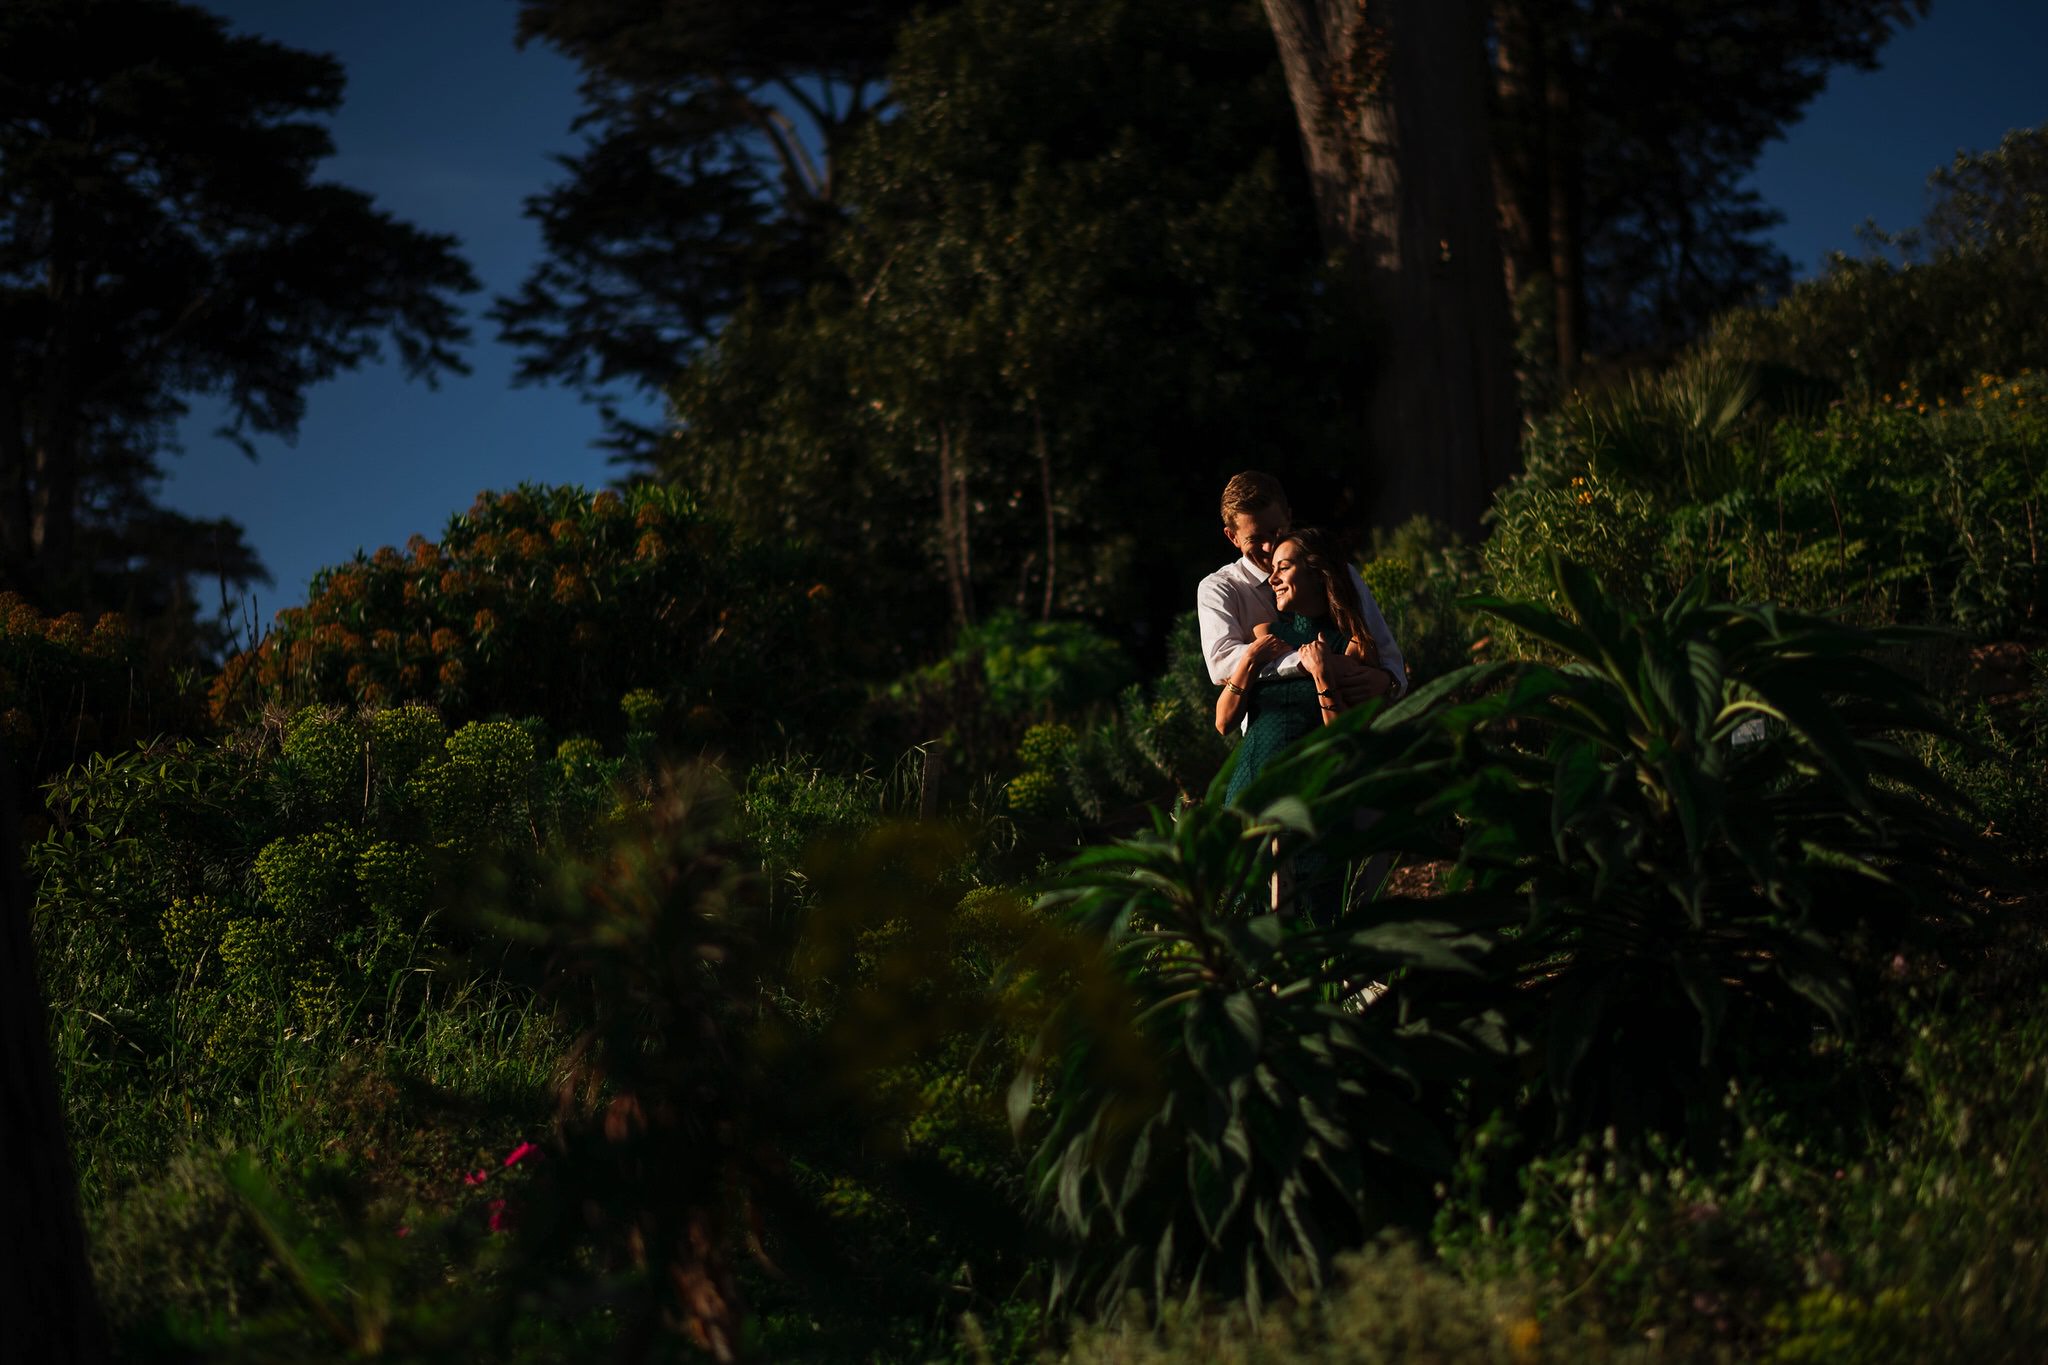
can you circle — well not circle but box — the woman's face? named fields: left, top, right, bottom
left=1270, top=539, right=1324, bottom=615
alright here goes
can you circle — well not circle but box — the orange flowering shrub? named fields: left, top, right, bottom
left=0, top=593, right=204, bottom=799
left=211, top=483, right=842, bottom=748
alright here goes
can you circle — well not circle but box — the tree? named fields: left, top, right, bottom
left=1260, top=0, right=1520, bottom=537
left=0, top=746, right=109, bottom=1363
left=1702, top=125, right=2048, bottom=396
left=662, top=0, right=1350, bottom=645
left=0, top=0, right=477, bottom=634
left=497, top=0, right=931, bottom=458
left=1489, top=0, right=1927, bottom=379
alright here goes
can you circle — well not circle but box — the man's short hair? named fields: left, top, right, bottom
left=1220, top=471, right=1289, bottom=526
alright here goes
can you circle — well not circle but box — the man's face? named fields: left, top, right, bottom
left=1225, top=505, right=1291, bottom=575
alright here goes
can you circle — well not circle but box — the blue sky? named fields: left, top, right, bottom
left=162, top=0, right=2048, bottom=617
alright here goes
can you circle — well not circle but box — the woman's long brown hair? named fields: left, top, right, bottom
left=1277, top=527, right=1377, bottom=662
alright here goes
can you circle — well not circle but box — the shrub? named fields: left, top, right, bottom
left=1023, top=724, right=1508, bottom=1317
left=876, top=610, right=1136, bottom=767
left=1019, top=561, right=1981, bottom=1319
left=1001, top=614, right=1227, bottom=829
left=1488, top=367, right=2048, bottom=640
left=208, top=484, right=847, bottom=755
left=30, top=704, right=636, bottom=1198
left=1698, top=128, right=2048, bottom=399
left=1482, top=451, right=1664, bottom=654
left=0, top=594, right=204, bottom=816
left=1437, top=996, right=2048, bottom=1362
left=1456, top=562, right=1978, bottom=1147
left=1355, top=517, right=1486, bottom=685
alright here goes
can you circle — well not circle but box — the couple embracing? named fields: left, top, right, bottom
left=1195, top=471, right=1406, bottom=916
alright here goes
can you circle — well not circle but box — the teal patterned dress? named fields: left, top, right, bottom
left=1223, top=610, right=1348, bottom=808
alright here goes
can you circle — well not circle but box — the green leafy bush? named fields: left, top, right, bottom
left=1023, top=725, right=1507, bottom=1317
left=30, top=704, right=629, bottom=1197
left=1483, top=451, right=1665, bottom=652
left=1001, top=614, right=1226, bottom=828
left=1489, top=367, right=2048, bottom=640
left=1355, top=517, right=1486, bottom=685
left=1020, top=560, right=1980, bottom=1321
left=209, top=483, right=846, bottom=754
left=0, top=593, right=204, bottom=817
left=1436, top=996, right=2048, bottom=1363
left=877, top=610, right=1137, bottom=770
left=1458, top=562, right=1976, bottom=1146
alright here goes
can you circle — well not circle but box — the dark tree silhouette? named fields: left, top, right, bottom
left=1489, top=0, right=1927, bottom=377
left=0, top=0, right=477, bottom=627
left=498, top=0, right=930, bottom=458
left=0, top=746, right=108, bottom=1362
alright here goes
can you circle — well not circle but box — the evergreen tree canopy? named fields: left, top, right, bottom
left=497, top=0, right=929, bottom=457
left=1491, top=0, right=1927, bottom=374
left=0, top=0, right=477, bottom=639
left=1702, top=124, right=2048, bottom=396
left=662, top=0, right=1346, bottom=653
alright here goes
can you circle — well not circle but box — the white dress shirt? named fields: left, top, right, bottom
left=1196, top=555, right=1408, bottom=698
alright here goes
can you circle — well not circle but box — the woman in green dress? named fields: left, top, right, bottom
left=1213, top=528, right=1390, bottom=920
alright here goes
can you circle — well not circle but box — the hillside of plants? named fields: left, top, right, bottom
left=8, top=1, right=2048, bottom=1362
left=16, top=325, right=2048, bottom=1363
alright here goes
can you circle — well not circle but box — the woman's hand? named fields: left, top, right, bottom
left=1297, top=637, right=1331, bottom=683
left=1217, top=632, right=1290, bottom=735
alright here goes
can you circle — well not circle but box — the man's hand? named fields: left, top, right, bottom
left=1245, top=632, right=1290, bottom=668
left=1321, top=650, right=1395, bottom=707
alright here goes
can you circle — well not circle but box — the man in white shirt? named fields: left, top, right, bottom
left=1196, top=471, right=1406, bottom=710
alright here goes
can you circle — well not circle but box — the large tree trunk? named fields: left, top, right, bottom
left=1491, top=0, right=1550, bottom=308
left=1544, top=50, right=1587, bottom=386
left=1261, top=0, right=1519, bottom=538
left=0, top=751, right=110, bottom=1362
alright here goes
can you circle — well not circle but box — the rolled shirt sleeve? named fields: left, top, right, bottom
left=1197, top=571, right=1250, bottom=685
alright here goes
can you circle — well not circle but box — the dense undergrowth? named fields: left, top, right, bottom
left=22, top=288, right=2048, bottom=1361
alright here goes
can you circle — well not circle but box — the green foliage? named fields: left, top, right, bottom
left=1007, top=723, right=1079, bottom=817
left=211, top=483, right=846, bottom=756
left=994, top=613, right=1226, bottom=830
left=1437, top=997, right=2048, bottom=1362
left=0, top=595, right=204, bottom=813
left=1701, top=126, right=2048, bottom=398
left=501, top=0, right=918, bottom=458
left=1024, top=719, right=1508, bottom=1317
left=1021, top=560, right=1979, bottom=1320
left=1458, top=562, right=1974, bottom=1145
left=30, top=703, right=629, bottom=1199
left=664, top=0, right=1346, bottom=630
left=1355, top=518, right=1486, bottom=686
left=1483, top=457, right=1665, bottom=649
left=1488, top=368, right=2048, bottom=640
left=1058, top=1239, right=1583, bottom=1364
left=742, top=758, right=883, bottom=908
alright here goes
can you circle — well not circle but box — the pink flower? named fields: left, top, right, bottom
left=463, top=1169, right=490, bottom=1186
left=487, top=1197, right=510, bottom=1232
left=503, top=1140, right=539, bottom=1168
left=396, top=1225, right=412, bottom=1239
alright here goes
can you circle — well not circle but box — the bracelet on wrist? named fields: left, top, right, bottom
left=1222, top=680, right=1245, bottom=695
